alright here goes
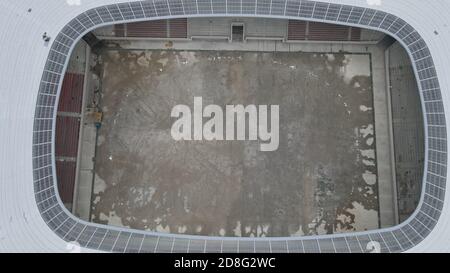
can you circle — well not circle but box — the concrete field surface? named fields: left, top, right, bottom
left=90, top=49, right=379, bottom=237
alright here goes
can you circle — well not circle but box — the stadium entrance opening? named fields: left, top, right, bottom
left=231, top=23, right=244, bottom=42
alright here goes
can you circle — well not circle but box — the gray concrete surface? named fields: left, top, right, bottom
left=388, top=42, right=425, bottom=223
left=88, top=49, right=381, bottom=237
left=73, top=44, right=95, bottom=221
left=370, top=44, right=396, bottom=228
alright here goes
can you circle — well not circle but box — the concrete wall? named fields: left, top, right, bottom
left=188, top=17, right=287, bottom=38
left=360, top=28, right=385, bottom=42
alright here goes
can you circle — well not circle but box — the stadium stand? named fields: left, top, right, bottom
left=114, top=19, right=187, bottom=38
left=55, top=161, right=77, bottom=207
left=288, top=20, right=361, bottom=41
left=388, top=42, right=425, bottom=223
left=55, top=72, right=85, bottom=211
left=57, top=73, right=84, bottom=114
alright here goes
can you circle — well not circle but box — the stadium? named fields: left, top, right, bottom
left=0, top=0, right=449, bottom=253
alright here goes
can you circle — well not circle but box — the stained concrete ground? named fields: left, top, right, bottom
left=90, top=49, right=379, bottom=237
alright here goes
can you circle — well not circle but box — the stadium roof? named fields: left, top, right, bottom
left=0, top=0, right=449, bottom=253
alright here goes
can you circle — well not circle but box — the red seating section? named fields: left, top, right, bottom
left=288, top=20, right=362, bottom=41
left=56, top=161, right=77, bottom=204
left=58, top=73, right=84, bottom=113
left=114, top=19, right=187, bottom=38
left=55, top=72, right=85, bottom=206
left=288, top=20, right=307, bottom=40
left=55, top=116, right=81, bottom=158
